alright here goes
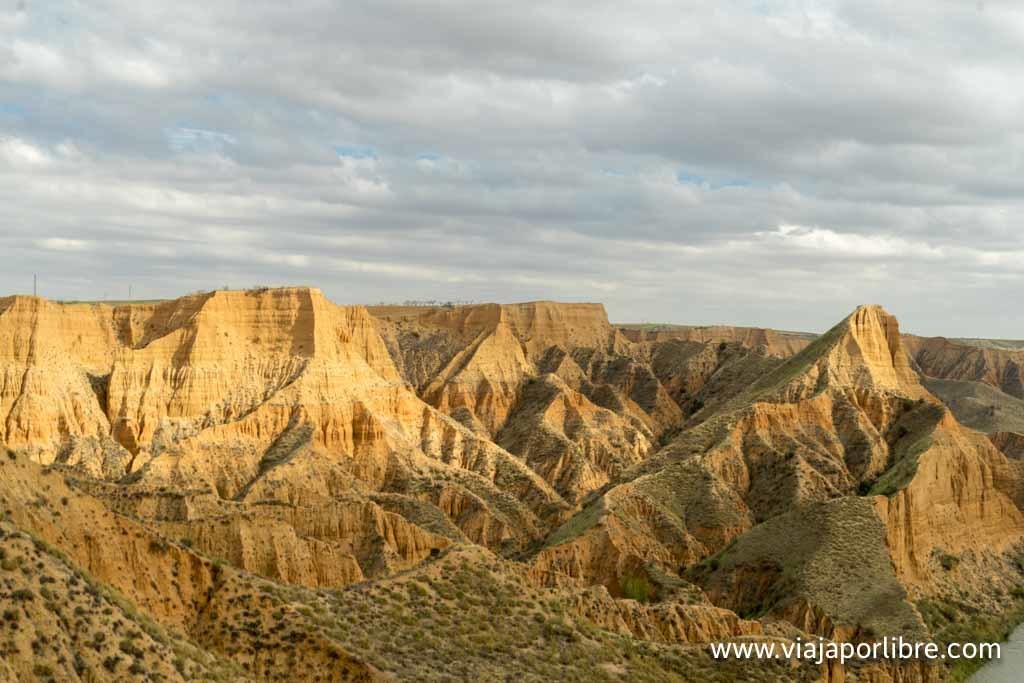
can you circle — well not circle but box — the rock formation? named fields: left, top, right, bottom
left=905, top=334, right=1024, bottom=398
left=1, top=290, right=1021, bottom=682
left=620, top=324, right=816, bottom=358
left=534, top=305, right=1024, bottom=652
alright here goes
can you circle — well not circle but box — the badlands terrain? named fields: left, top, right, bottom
left=1, top=287, right=1023, bottom=681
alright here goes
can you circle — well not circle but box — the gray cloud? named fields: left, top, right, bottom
left=2, top=0, right=1024, bottom=336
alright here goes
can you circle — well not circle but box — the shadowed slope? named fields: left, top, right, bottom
left=532, top=305, right=1024, bottom=644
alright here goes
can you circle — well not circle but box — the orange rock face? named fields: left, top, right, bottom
left=2, top=291, right=1022, bottom=682
left=621, top=323, right=815, bottom=358
left=905, top=333, right=1024, bottom=398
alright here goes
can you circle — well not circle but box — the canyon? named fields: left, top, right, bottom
left=1, top=287, right=1022, bottom=681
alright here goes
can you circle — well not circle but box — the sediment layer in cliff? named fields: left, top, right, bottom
left=3, top=291, right=1022, bottom=682
left=532, top=304, right=1024, bottom=644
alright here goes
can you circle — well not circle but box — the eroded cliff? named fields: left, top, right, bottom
left=1, top=292, right=1021, bottom=682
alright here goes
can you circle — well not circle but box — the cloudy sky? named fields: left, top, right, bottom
left=2, top=1, right=1023, bottom=336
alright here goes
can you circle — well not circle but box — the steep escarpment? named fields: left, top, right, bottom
left=872, top=414, right=1024, bottom=588
left=906, top=334, right=1024, bottom=398
left=101, top=290, right=572, bottom=569
left=535, top=307, right=929, bottom=579
left=3, top=290, right=1022, bottom=681
left=0, top=290, right=572, bottom=583
left=370, top=301, right=755, bottom=502
left=620, top=324, right=816, bottom=358
left=0, top=449, right=385, bottom=682
left=533, top=305, right=1024, bottom=649
left=106, top=288, right=400, bottom=461
left=496, top=374, right=653, bottom=502
left=373, top=302, right=635, bottom=438
left=0, top=296, right=128, bottom=474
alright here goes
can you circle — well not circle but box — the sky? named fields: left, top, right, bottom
left=2, top=1, right=1024, bottom=337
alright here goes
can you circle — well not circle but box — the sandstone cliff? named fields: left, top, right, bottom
left=620, top=324, right=816, bottom=358
left=533, top=305, right=1024, bottom=648
left=905, top=334, right=1024, bottom=398
left=0, top=448, right=386, bottom=681
left=2, top=291, right=1021, bottom=682
left=0, top=290, right=572, bottom=583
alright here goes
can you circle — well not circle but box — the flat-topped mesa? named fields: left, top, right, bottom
left=620, top=325, right=814, bottom=358
left=0, top=287, right=407, bottom=469
left=903, top=333, right=1024, bottom=398
left=371, top=301, right=637, bottom=438
left=0, top=296, right=124, bottom=460
left=131, top=287, right=395, bottom=371
left=0, top=294, right=125, bottom=371
left=107, top=287, right=403, bottom=454
left=411, top=301, right=627, bottom=357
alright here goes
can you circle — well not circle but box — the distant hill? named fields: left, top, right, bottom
left=921, top=377, right=1024, bottom=435
left=0, top=290, right=1022, bottom=681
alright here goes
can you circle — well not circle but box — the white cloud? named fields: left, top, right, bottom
left=0, top=137, right=50, bottom=166
left=166, top=127, right=237, bottom=153
left=763, top=225, right=945, bottom=259
left=36, top=238, right=91, bottom=252
left=2, top=40, right=67, bottom=86
left=259, top=253, right=310, bottom=268
left=2, top=1, right=1024, bottom=335
left=94, top=52, right=171, bottom=88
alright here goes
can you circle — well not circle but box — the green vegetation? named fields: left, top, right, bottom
left=935, top=549, right=960, bottom=572
left=867, top=402, right=945, bottom=497
left=0, top=518, right=243, bottom=681
left=742, top=316, right=847, bottom=400
left=692, top=497, right=927, bottom=639
left=867, top=437, right=931, bottom=496
left=148, top=537, right=170, bottom=553
left=543, top=497, right=606, bottom=549
left=619, top=574, right=655, bottom=603
left=917, top=592, right=1024, bottom=682
left=287, top=548, right=808, bottom=681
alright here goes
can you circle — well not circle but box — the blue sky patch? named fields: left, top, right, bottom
left=165, top=127, right=238, bottom=153
left=676, top=170, right=706, bottom=185
left=335, top=145, right=377, bottom=160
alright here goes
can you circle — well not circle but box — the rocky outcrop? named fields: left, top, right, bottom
left=621, top=324, right=815, bottom=358
left=534, top=306, right=938, bottom=589
left=531, top=303, right=1024, bottom=663
left=374, top=302, right=683, bottom=422
left=567, top=585, right=763, bottom=644
left=496, top=374, right=653, bottom=502
left=990, top=430, right=1024, bottom=458
left=872, top=416, right=1024, bottom=588
left=374, top=301, right=632, bottom=437
left=370, top=300, right=692, bottom=498
left=0, top=449, right=386, bottom=682
left=532, top=461, right=752, bottom=590
left=3, top=291, right=1023, bottom=681
left=0, top=289, right=573, bottom=578
left=905, top=334, right=1024, bottom=398
left=0, top=296, right=127, bottom=472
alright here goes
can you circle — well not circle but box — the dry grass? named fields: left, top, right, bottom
left=0, top=519, right=242, bottom=682
left=694, top=497, right=927, bottom=640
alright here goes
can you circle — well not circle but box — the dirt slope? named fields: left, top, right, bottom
left=1, top=291, right=1021, bottom=682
